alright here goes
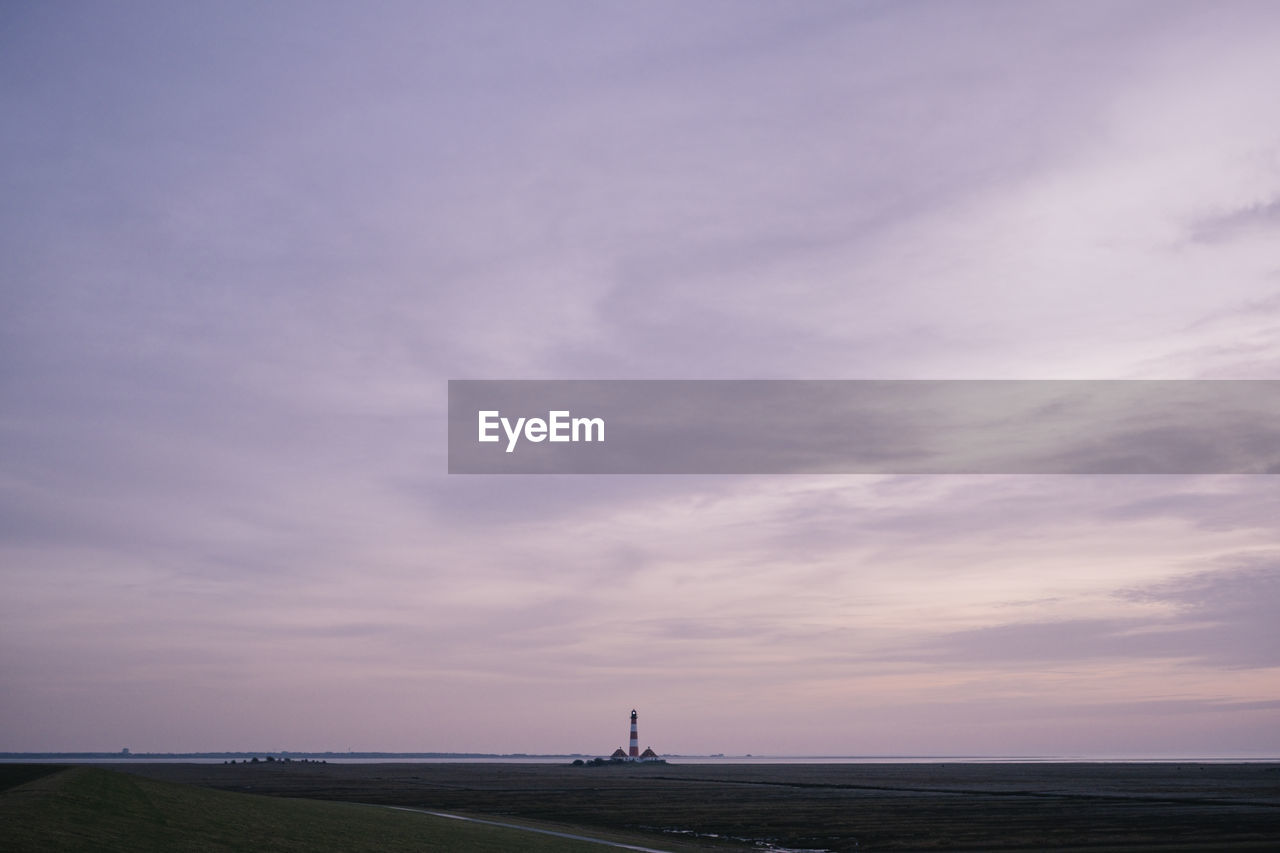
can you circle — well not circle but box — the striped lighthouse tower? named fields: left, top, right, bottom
left=629, top=709, right=639, bottom=758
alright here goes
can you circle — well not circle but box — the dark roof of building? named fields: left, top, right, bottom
left=640, top=747, right=658, bottom=758
left=610, top=748, right=627, bottom=758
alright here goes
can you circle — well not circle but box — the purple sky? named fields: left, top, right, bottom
left=3, top=1, right=1279, bottom=756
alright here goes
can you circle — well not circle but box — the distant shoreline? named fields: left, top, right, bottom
left=4, top=752, right=1279, bottom=764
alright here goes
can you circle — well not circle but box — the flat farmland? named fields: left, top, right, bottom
left=122, top=761, right=1280, bottom=851
left=0, top=765, right=697, bottom=853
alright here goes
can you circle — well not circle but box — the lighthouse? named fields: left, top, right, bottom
left=595, top=709, right=663, bottom=764
left=629, top=709, right=639, bottom=758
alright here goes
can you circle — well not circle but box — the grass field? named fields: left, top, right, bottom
left=0, top=764, right=706, bottom=852
left=123, top=760, right=1280, bottom=851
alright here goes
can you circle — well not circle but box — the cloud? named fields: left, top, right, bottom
left=5, top=2, right=1280, bottom=753
left=1190, top=198, right=1280, bottom=244
left=908, top=559, right=1280, bottom=669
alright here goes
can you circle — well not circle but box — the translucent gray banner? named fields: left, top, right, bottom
left=447, top=380, right=1280, bottom=474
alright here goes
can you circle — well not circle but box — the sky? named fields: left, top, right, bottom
left=2, top=1, right=1279, bottom=757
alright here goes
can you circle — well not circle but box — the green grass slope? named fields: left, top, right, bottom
left=0, top=763, right=69, bottom=792
left=0, top=765, right=662, bottom=852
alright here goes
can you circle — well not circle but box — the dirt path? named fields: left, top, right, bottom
left=381, top=804, right=680, bottom=852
